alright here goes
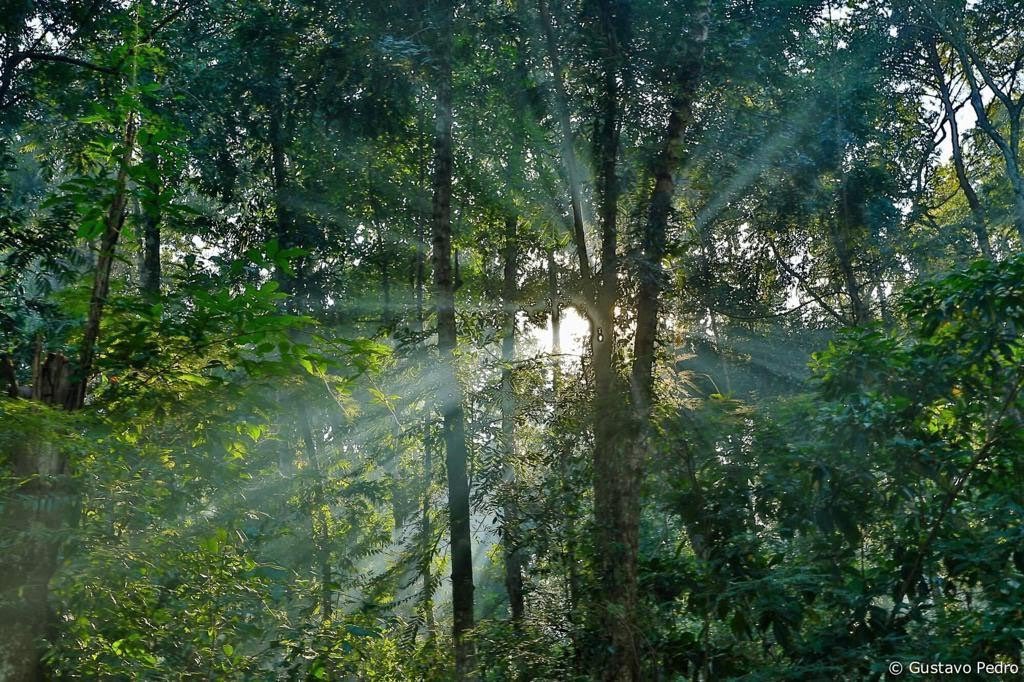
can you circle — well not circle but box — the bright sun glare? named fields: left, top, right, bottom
left=528, top=306, right=590, bottom=357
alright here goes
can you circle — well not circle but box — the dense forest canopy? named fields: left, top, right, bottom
left=1, top=0, right=1023, bottom=679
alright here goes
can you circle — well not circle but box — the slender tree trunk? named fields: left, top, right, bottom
left=532, top=5, right=600, bottom=663
left=946, top=39, right=1024, bottom=242
left=499, top=217, right=525, bottom=626
left=268, top=87, right=338, bottom=634
left=925, top=41, right=991, bottom=258
left=139, top=145, right=163, bottom=297
left=270, top=106, right=290, bottom=248
left=419, top=426, right=437, bottom=638
left=547, top=249, right=581, bottom=671
left=830, top=162, right=869, bottom=326
left=429, top=2, right=475, bottom=674
left=299, top=414, right=333, bottom=622
left=72, top=116, right=138, bottom=410
left=415, top=133, right=436, bottom=641
left=537, top=0, right=592, bottom=289
left=269, top=98, right=301, bottom=301
left=633, top=8, right=707, bottom=408
left=627, top=12, right=708, bottom=679
left=381, top=258, right=393, bottom=330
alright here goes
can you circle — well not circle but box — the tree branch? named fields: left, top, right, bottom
left=0, top=50, right=117, bottom=107
left=766, top=237, right=845, bottom=323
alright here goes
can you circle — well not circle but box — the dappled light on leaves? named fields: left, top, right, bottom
left=2, top=0, right=1024, bottom=680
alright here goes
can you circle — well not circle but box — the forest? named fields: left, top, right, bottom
left=1, top=0, right=1024, bottom=680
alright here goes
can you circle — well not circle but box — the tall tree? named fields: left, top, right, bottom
left=499, top=215, right=524, bottom=626
left=428, top=0, right=475, bottom=676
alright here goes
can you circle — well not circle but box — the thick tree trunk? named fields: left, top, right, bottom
left=429, top=2, right=475, bottom=675
left=500, top=217, right=524, bottom=626
left=586, top=2, right=641, bottom=679
left=0, top=354, right=74, bottom=682
left=0, top=445, right=66, bottom=682
left=591, top=350, right=635, bottom=682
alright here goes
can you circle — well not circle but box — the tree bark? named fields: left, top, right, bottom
left=537, top=0, right=593, bottom=291
left=139, top=142, right=162, bottom=297
left=587, top=2, right=636, bottom=678
left=0, top=354, right=73, bottom=682
left=299, top=413, right=332, bottom=623
left=925, top=41, right=991, bottom=258
left=500, top=216, right=525, bottom=626
left=532, top=5, right=631, bottom=666
left=415, top=201, right=437, bottom=639
left=269, top=96, right=305, bottom=306
left=71, top=116, right=138, bottom=410
left=632, top=8, right=707, bottom=409
left=945, top=37, right=1024, bottom=242
left=828, top=214, right=869, bottom=326
left=429, top=2, right=476, bottom=675
left=547, top=249, right=581, bottom=671
left=419, top=425, right=437, bottom=638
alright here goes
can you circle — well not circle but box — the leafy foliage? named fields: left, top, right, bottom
left=2, top=0, right=1024, bottom=679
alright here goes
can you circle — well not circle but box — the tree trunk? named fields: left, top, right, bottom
left=139, top=145, right=163, bottom=297
left=547, top=249, right=581, bottom=671
left=626, top=10, right=708, bottom=678
left=536, top=0, right=593, bottom=290
left=71, top=116, right=138, bottom=410
left=415, top=210, right=437, bottom=639
left=925, top=41, right=991, bottom=258
left=828, top=214, right=869, bottom=326
left=632, top=18, right=706, bottom=409
left=381, top=258, right=393, bottom=331
left=269, top=97, right=304, bottom=305
left=419, top=425, right=437, bottom=638
left=299, top=413, right=332, bottom=623
left=500, top=216, right=524, bottom=626
left=588, top=1, right=636, bottom=676
left=429, top=1, right=475, bottom=675
left=946, top=38, right=1024, bottom=242
left=0, top=354, right=74, bottom=682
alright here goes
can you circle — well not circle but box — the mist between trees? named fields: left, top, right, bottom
left=2, top=0, right=1024, bottom=680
